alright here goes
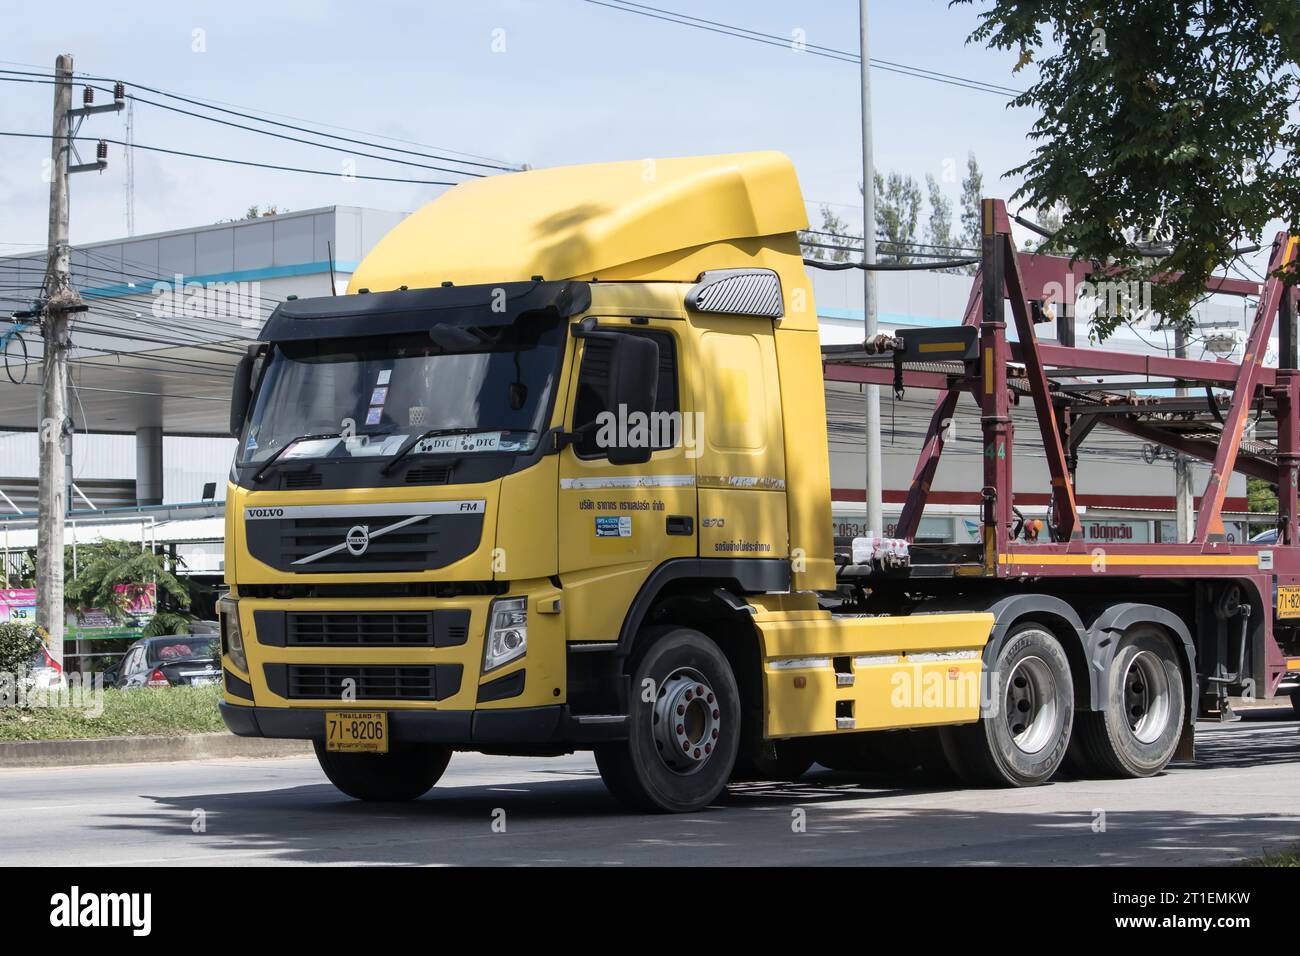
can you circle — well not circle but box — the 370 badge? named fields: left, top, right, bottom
left=595, top=516, right=632, bottom=538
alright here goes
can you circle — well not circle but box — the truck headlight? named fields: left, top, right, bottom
left=483, top=597, right=527, bottom=672
left=218, top=596, right=248, bottom=673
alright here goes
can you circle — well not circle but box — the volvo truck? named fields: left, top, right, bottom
left=219, top=152, right=1300, bottom=812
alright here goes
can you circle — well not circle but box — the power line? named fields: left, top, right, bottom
left=0, top=67, right=520, bottom=171
left=0, top=131, right=459, bottom=185
left=578, top=0, right=1025, bottom=97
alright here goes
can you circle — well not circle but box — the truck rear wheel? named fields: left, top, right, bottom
left=595, top=626, right=741, bottom=812
left=313, top=741, right=452, bottom=801
left=1069, top=625, right=1185, bottom=777
left=940, top=623, right=1073, bottom=787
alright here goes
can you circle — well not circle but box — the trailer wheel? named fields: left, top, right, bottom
left=594, top=627, right=740, bottom=812
left=313, top=741, right=452, bottom=801
left=1070, top=625, right=1185, bottom=778
left=940, top=623, right=1073, bottom=787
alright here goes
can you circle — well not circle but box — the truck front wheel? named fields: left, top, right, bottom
left=1069, top=625, right=1185, bottom=777
left=595, top=626, right=741, bottom=812
left=313, top=741, right=452, bottom=801
left=940, top=623, right=1074, bottom=787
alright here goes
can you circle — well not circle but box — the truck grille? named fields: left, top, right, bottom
left=243, top=502, right=485, bottom=574
left=285, top=610, right=470, bottom=647
left=265, top=663, right=462, bottom=701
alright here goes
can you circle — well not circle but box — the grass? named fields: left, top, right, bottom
left=0, top=684, right=225, bottom=742
left=1246, top=843, right=1300, bottom=867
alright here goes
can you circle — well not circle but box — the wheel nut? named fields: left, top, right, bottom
left=707, top=693, right=714, bottom=704
left=696, top=685, right=705, bottom=695
left=693, top=748, right=701, bottom=758
left=711, top=728, right=718, bottom=739
left=676, top=724, right=684, bottom=734
left=685, top=690, right=694, bottom=701
left=712, top=709, right=719, bottom=719
left=677, top=704, right=685, bottom=716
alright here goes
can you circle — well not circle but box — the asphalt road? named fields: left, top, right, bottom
left=2, top=711, right=1297, bottom=866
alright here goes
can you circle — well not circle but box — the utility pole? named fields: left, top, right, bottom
left=859, top=0, right=883, bottom=537
left=35, top=55, right=119, bottom=669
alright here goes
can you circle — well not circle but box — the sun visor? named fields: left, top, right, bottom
left=259, top=280, right=591, bottom=342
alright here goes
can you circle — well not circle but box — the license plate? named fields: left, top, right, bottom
left=325, top=711, right=389, bottom=753
left=1279, top=586, right=1300, bottom=619
left=191, top=676, right=218, bottom=687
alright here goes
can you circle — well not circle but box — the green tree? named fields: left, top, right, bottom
left=799, top=204, right=856, bottom=262
left=925, top=174, right=955, bottom=251
left=64, top=541, right=196, bottom=636
left=873, top=171, right=923, bottom=263
left=959, top=1, right=1300, bottom=338
left=959, top=153, right=985, bottom=273
left=1248, top=477, right=1279, bottom=514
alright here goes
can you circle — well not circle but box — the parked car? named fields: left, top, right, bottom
left=27, top=642, right=65, bottom=690
left=102, top=634, right=220, bottom=689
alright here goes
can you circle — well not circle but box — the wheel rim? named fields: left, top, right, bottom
left=1122, top=649, right=1171, bottom=744
left=1003, top=655, right=1060, bottom=754
left=651, top=667, right=721, bottom=775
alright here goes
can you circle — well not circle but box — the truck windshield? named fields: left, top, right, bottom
left=239, top=313, right=565, bottom=465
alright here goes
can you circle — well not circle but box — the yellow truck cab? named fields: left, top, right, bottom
left=219, top=152, right=1078, bottom=811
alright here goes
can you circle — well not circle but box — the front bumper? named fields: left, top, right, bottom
left=220, top=701, right=626, bottom=746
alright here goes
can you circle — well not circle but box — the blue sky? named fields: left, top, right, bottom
left=3, top=1, right=1039, bottom=247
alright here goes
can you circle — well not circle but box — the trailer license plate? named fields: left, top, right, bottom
left=1278, top=586, right=1300, bottom=619
left=325, top=711, right=388, bottom=753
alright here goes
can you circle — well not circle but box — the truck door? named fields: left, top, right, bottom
left=558, top=320, right=696, bottom=644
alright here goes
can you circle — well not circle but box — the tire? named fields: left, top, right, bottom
left=1069, top=625, right=1185, bottom=778
left=1290, top=686, right=1300, bottom=717
left=313, top=740, right=452, bottom=801
left=939, top=623, right=1074, bottom=787
left=595, top=626, right=741, bottom=812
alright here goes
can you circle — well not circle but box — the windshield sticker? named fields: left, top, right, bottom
left=376, top=369, right=391, bottom=385
left=369, top=386, right=389, bottom=405
left=245, top=434, right=258, bottom=451
left=365, top=406, right=383, bottom=426
left=595, top=516, right=633, bottom=538
left=416, top=431, right=503, bottom=455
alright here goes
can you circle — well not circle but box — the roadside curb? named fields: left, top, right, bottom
left=0, top=732, right=312, bottom=769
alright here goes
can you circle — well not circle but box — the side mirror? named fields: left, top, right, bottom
left=229, top=351, right=255, bottom=439
left=607, top=334, right=659, bottom=466
left=101, top=667, right=118, bottom=686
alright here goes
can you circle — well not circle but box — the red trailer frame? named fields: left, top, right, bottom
left=823, top=199, right=1300, bottom=705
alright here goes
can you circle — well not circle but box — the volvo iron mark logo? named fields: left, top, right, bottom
left=345, top=525, right=370, bottom=556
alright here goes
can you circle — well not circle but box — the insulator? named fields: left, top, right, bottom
left=96, top=140, right=108, bottom=162
left=114, top=81, right=125, bottom=101
left=82, top=86, right=93, bottom=105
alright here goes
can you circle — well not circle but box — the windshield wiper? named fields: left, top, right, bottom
left=251, top=432, right=343, bottom=483
left=380, top=426, right=516, bottom=475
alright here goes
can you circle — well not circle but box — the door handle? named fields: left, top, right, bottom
left=666, top=515, right=694, bottom=536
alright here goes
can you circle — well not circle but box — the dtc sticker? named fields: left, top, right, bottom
left=595, top=516, right=632, bottom=538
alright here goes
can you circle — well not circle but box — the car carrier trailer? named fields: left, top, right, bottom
left=218, top=152, right=1300, bottom=812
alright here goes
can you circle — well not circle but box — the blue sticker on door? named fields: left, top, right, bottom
left=595, top=516, right=632, bottom=538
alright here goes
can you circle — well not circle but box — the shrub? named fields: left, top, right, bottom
left=0, top=621, right=43, bottom=707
